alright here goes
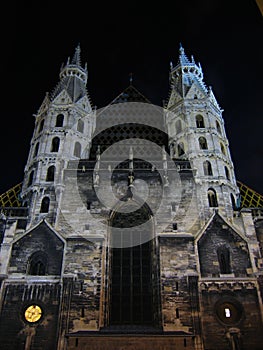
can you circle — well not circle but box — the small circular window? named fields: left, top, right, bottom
left=215, top=299, right=243, bottom=325
left=24, top=305, right=43, bottom=323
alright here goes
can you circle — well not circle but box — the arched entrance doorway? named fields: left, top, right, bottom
left=108, top=200, right=160, bottom=327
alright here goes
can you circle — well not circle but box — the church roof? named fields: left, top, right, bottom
left=111, top=85, right=151, bottom=104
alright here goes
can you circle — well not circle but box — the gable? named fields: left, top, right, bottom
left=197, top=214, right=251, bottom=278
left=9, top=221, right=64, bottom=275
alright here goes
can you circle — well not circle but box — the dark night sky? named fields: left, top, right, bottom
left=1, top=0, right=263, bottom=195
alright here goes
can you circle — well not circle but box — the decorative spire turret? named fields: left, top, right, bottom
left=51, top=45, right=89, bottom=103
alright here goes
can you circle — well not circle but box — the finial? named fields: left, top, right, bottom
left=179, top=42, right=184, bottom=54
left=129, top=72, right=133, bottom=85
left=71, top=44, right=81, bottom=66
left=170, top=61, right=173, bottom=70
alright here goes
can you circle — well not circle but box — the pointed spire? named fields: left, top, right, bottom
left=178, top=43, right=191, bottom=66
left=71, top=44, right=81, bottom=66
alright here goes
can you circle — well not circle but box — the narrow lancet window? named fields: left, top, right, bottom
left=196, top=115, right=205, bottom=128
left=203, top=160, right=213, bottom=176
left=56, top=114, right=64, bottom=127
left=51, top=137, right=60, bottom=152
left=217, top=246, right=231, bottom=274
left=46, top=165, right=55, bottom=181
left=40, top=197, right=50, bottom=213
left=199, top=137, right=208, bottom=150
left=208, top=188, right=218, bottom=207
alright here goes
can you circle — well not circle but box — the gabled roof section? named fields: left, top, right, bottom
left=12, top=219, right=66, bottom=244
left=195, top=211, right=247, bottom=243
left=111, top=85, right=151, bottom=104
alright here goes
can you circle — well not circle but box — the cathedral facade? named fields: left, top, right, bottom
left=0, top=45, right=263, bottom=350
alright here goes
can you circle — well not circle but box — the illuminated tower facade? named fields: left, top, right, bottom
left=166, top=45, right=239, bottom=221
left=0, top=46, right=262, bottom=350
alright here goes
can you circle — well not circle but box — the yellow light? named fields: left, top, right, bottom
left=24, top=305, right=42, bottom=323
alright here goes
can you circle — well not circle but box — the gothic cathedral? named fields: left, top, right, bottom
left=0, top=45, right=263, bottom=350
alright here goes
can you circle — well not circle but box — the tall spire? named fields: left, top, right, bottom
left=71, top=44, right=82, bottom=66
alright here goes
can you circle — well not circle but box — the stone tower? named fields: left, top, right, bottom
left=167, top=44, right=239, bottom=221
left=20, top=45, right=95, bottom=226
left=0, top=45, right=262, bottom=350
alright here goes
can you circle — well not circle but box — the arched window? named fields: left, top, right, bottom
left=77, top=119, right=84, bottom=133
left=177, top=142, right=185, bottom=156
left=203, top=160, right=213, bottom=176
left=56, top=114, right=64, bottom=127
left=40, top=197, right=50, bottom=213
left=28, top=170, right=34, bottom=187
left=51, top=137, right=60, bottom=152
left=74, top=142, right=81, bottom=157
left=230, top=194, right=236, bottom=210
left=217, top=246, right=231, bottom=274
left=46, top=165, right=55, bottom=181
left=33, top=142, right=39, bottom=157
left=28, top=251, right=48, bottom=275
left=196, top=115, right=205, bottom=128
left=208, top=188, right=218, bottom=207
left=225, top=166, right=230, bottom=180
left=216, top=120, right=222, bottom=134
left=220, top=143, right=226, bottom=155
left=176, top=119, right=182, bottom=134
left=199, top=137, right=208, bottom=150
left=38, top=119, right=44, bottom=133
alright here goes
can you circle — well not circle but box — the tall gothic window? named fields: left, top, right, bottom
left=28, top=251, right=48, bottom=275
left=199, top=137, right=208, bottom=150
left=203, top=160, right=213, bottom=176
left=217, top=246, right=231, bottom=274
left=74, top=142, right=81, bottom=157
left=40, top=197, right=50, bottom=213
left=208, top=188, right=218, bottom=207
left=196, top=115, right=205, bottom=128
left=46, top=165, right=55, bottom=181
left=51, top=137, right=60, bottom=152
left=77, top=119, right=84, bottom=133
left=56, top=114, right=64, bottom=127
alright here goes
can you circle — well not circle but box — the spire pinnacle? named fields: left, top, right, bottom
left=71, top=44, right=81, bottom=66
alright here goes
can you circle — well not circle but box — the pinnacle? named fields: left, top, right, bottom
left=71, top=44, right=82, bottom=66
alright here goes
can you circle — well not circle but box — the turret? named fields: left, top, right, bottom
left=166, top=45, right=239, bottom=219
left=21, top=45, right=95, bottom=226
